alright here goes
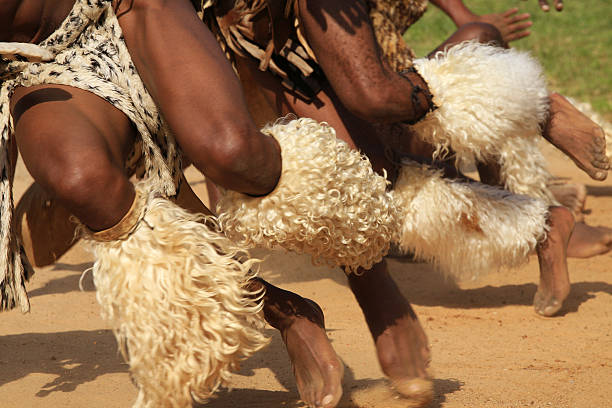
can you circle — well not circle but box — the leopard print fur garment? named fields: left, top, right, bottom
left=0, top=0, right=183, bottom=312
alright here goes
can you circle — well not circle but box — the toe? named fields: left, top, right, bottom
left=534, top=296, right=562, bottom=317
left=392, top=377, right=434, bottom=407
left=593, top=171, right=608, bottom=181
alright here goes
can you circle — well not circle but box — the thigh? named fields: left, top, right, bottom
left=115, top=0, right=259, bottom=154
left=11, top=84, right=135, bottom=180
left=10, top=84, right=137, bottom=229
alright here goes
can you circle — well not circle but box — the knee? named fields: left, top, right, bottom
left=186, top=121, right=264, bottom=177
left=459, top=22, right=505, bottom=47
left=43, top=155, right=128, bottom=209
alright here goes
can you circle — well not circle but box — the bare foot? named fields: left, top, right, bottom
left=534, top=206, right=574, bottom=317
left=348, top=261, right=433, bottom=407
left=16, top=182, right=78, bottom=267
left=547, top=182, right=587, bottom=222
left=251, top=279, right=344, bottom=408
left=567, top=222, right=612, bottom=258
left=543, top=93, right=609, bottom=181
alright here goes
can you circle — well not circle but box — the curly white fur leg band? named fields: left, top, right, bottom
left=412, top=41, right=549, bottom=159
left=393, top=162, right=549, bottom=279
left=216, top=117, right=399, bottom=273
left=86, top=183, right=268, bottom=408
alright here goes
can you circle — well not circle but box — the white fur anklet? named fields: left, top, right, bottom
left=86, top=182, right=268, bottom=408
left=393, top=162, right=549, bottom=279
left=411, top=41, right=549, bottom=162
left=216, top=117, right=399, bottom=273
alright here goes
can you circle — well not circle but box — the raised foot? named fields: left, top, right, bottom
left=16, top=182, right=78, bottom=267
left=534, top=206, right=574, bottom=317
left=543, top=93, right=609, bottom=181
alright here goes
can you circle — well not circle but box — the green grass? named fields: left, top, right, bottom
left=405, top=0, right=612, bottom=120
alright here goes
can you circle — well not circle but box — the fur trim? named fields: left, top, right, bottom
left=0, top=42, right=54, bottom=62
left=412, top=42, right=556, bottom=202
left=412, top=41, right=549, bottom=161
left=497, top=137, right=557, bottom=204
left=216, top=117, right=399, bottom=273
left=393, top=162, right=549, bottom=280
left=87, top=182, right=267, bottom=408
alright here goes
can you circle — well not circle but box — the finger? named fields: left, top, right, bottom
left=539, top=0, right=550, bottom=11
left=502, top=7, right=519, bottom=17
left=506, top=30, right=531, bottom=42
left=508, top=12, right=531, bottom=24
left=555, top=0, right=563, bottom=11
left=509, top=22, right=533, bottom=33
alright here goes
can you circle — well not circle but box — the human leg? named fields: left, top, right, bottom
left=237, top=58, right=432, bottom=404
left=546, top=182, right=587, bottom=222
left=11, top=84, right=136, bottom=231
left=474, top=148, right=610, bottom=263
left=348, top=261, right=432, bottom=403
left=471, top=160, right=573, bottom=315
left=11, top=83, right=269, bottom=406
left=114, top=0, right=281, bottom=196
left=428, top=21, right=507, bottom=56
left=566, top=223, right=612, bottom=259
left=192, top=174, right=346, bottom=408
left=534, top=206, right=574, bottom=316
left=248, top=278, right=344, bottom=408
left=428, top=23, right=609, bottom=181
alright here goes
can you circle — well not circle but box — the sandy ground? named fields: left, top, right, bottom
left=1, top=143, right=611, bottom=408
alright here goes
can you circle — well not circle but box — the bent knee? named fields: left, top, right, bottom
left=185, top=121, right=263, bottom=175
left=459, top=22, right=505, bottom=47
left=38, top=155, right=128, bottom=209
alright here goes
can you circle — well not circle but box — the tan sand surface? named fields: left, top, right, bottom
left=1, top=143, right=611, bottom=408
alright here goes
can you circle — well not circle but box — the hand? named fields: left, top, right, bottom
left=477, top=8, right=533, bottom=43
left=528, top=0, right=564, bottom=12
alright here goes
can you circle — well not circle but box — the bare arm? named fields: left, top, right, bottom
left=297, top=0, right=433, bottom=124
left=429, top=0, right=477, bottom=27
left=113, top=0, right=280, bottom=196
left=430, top=0, right=532, bottom=43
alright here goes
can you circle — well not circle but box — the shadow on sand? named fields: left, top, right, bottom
left=0, top=330, right=126, bottom=397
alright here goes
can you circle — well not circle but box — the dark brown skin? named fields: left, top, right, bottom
left=230, top=1, right=590, bottom=403
left=431, top=0, right=533, bottom=43
left=297, top=0, right=433, bottom=124
left=433, top=20, right=612, bottom=313
left=247, top=278, right=344, bottom=408
left=7, top=0, right=282, bottom=232
left=232, top=3, right=434, bottom=398
left=5, top=3, right=340, bottom=408
left=2, top=1, right=597, bottom=407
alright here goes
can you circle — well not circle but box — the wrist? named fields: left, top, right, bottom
left=451, top=8, right=479, bottom=27
left=399, top=68, right=437, bottom=125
